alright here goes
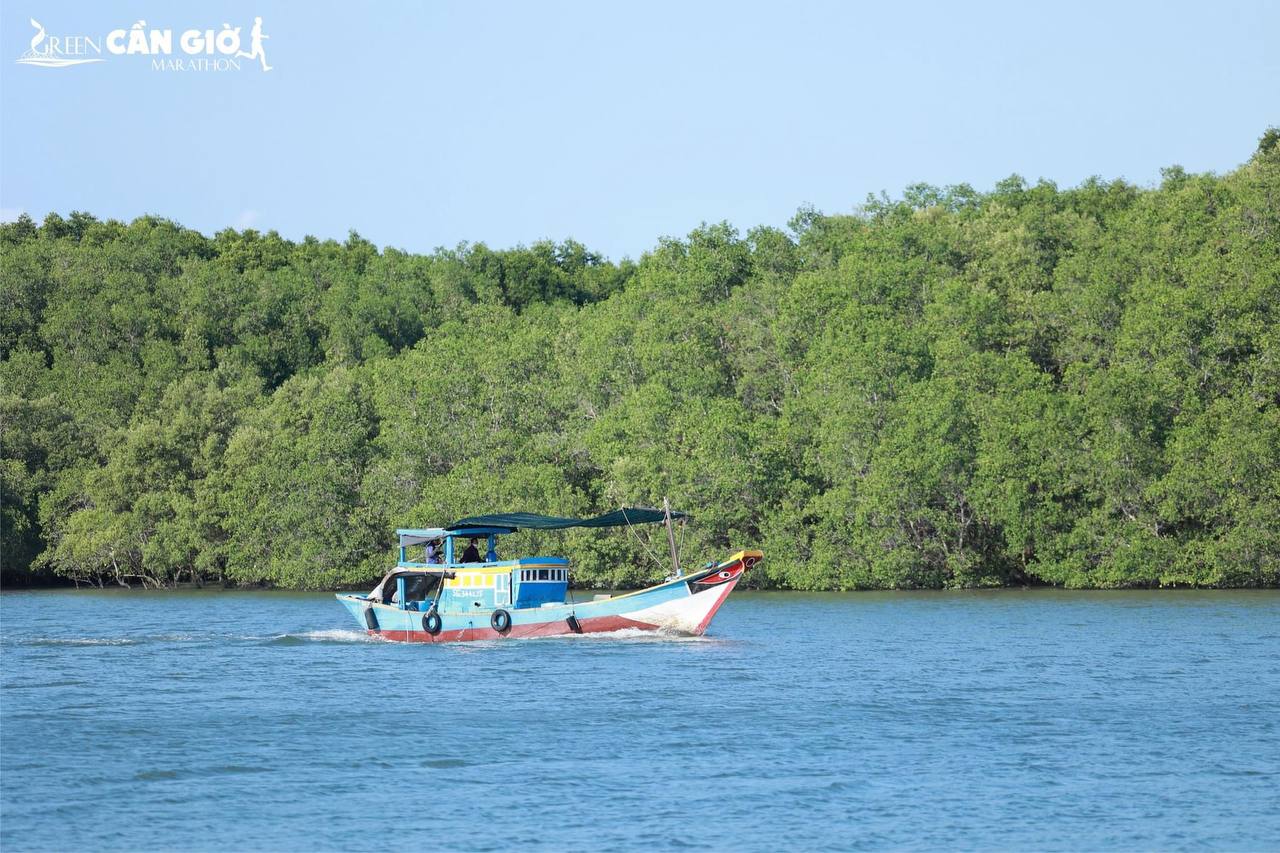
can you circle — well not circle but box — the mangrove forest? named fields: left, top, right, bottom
left=2, top=132, right=1278, bottom=590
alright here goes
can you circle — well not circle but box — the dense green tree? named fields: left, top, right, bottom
left=2, top=133, right=1277, bottom=589
left=213, top=367, right=380, bottom=588
left=36, top=371, right=261, bottom=586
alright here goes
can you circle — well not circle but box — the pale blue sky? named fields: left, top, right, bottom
left=2, top=1, right=1277, bottom=259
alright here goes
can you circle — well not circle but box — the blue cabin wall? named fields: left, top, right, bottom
left=513, top=564, right=570, bottom=608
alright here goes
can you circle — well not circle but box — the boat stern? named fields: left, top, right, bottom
left=336, top=593, right=378, bottom=632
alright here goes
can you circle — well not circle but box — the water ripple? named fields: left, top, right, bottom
left=1, top=588, right=1278, bottom=851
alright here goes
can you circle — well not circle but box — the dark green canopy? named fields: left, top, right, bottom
left=450, top=507, right=686, bottom=532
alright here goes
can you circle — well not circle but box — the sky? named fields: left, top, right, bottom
left=2, top=0, right=1277, bottom=260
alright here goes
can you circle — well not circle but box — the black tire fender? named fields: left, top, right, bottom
left=422, top=611, right=442, bottom=636
left=490, top=608, right=512, bottom=634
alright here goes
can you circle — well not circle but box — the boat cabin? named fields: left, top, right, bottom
left=362, top=509, right=688, bottom=615
left=369, top=523, right=570, bottom=614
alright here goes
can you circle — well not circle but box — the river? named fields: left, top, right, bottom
left=1, top=588, right=1277, bottom=850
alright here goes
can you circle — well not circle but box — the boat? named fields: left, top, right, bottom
left=336, top=504, right=760, bottom=642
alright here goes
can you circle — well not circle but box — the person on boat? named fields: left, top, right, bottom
left=461, top=538, right=481, bottom=563
left=425, top=539, right=442, bottom=564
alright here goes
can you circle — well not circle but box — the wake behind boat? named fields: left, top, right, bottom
left=336, top=505, right=759, bottom=643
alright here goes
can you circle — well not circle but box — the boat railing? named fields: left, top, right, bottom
left=396, top=555, right=570, bottom=570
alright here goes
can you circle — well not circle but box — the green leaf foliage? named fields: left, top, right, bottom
left=2, top=135, right=1277, bottom=589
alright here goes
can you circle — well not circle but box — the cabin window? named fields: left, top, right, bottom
left=537, top=569, right=548, bottom=580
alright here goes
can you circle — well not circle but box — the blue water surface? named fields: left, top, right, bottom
left=2, top=588, right=1278, bottom=851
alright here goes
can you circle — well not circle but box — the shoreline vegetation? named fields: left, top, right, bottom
left=3, top=132, right=1278, bottom=592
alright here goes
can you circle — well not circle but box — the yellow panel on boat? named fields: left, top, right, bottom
left=442, top=562, right=566, bottom=588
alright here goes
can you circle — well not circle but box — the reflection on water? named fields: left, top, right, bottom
left=2, top=588, right=1278, bottom=850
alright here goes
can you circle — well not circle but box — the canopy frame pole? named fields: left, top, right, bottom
left=663, top=497, right=682, bottom=578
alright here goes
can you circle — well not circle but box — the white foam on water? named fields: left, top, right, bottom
left=271, top=629, right=386, bottom=644
left=19, top=637, right=140, bottom=646
left=533, top=626, right=712, bottom=643
left=299, top=628, right=386, bottom=643
left=10, top=633, right=210, bottom=647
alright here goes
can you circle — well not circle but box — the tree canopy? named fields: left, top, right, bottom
left=3, top=132, right=1278, bottom=589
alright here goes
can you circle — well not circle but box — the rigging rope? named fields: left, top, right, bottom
left=621, top=507, right=669, bottom=572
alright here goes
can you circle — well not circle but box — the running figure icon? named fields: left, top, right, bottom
left=236, top=16, right=271, bottom=71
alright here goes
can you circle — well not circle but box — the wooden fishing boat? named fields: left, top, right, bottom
left=336, top=505, right=759, bottom=643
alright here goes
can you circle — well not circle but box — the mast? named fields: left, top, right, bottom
left=662, top=496, right=682, bottom=578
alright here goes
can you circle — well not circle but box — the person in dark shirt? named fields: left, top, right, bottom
left=461, top=538, right=481, bottom=563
